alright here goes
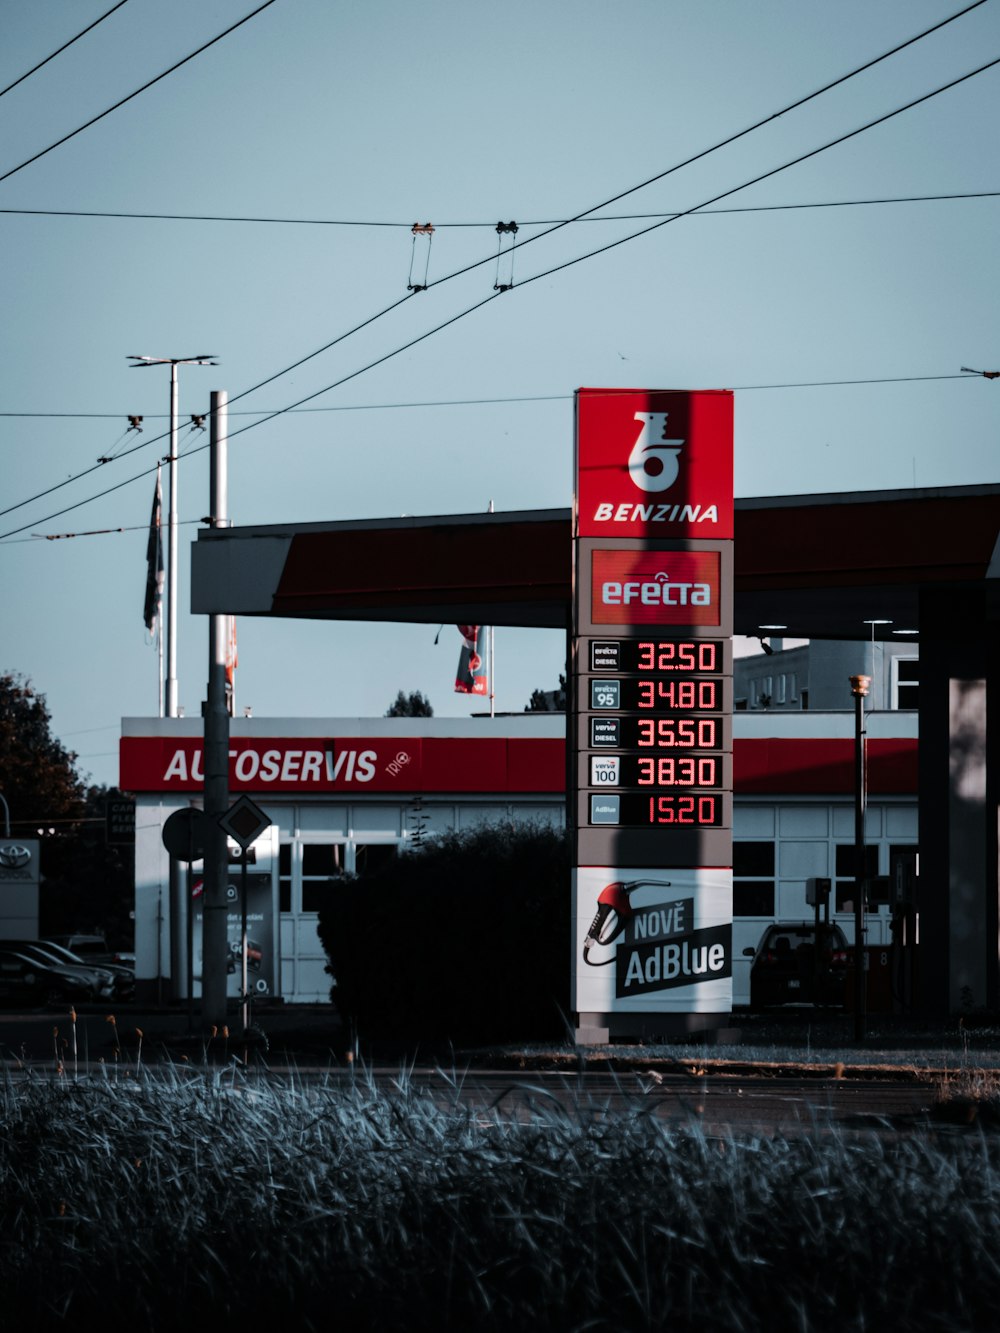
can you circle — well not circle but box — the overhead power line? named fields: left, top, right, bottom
left=0, top=190, right=996, bottom=228
left=0, top=10, right=994, bottom=537
left=0, top=374, right=982, bottom=422
left=0, top=0, right=278, bottom=187
left=0, top=0, right=130, bottom=101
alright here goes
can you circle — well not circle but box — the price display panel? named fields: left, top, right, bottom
left=589, top=792, right=727, bottom=827
left=591, top=639, right=727, bottom=674
left=590, top=676, right=729, bottom=714
left=589, top=715, right=727, bottom=751
left=589, top=753, right=728, bottom=789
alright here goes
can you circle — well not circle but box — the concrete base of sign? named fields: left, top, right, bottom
left=574, top=1011, right=740, bottom=1046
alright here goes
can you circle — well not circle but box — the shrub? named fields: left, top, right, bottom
left=317, top=821, right=570, bottom=1045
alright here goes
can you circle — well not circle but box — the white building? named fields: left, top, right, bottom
left=123, top=710, right=917, bottom=1009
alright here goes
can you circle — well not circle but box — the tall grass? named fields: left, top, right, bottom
left=3, top=1066, right=1000, bottom=1330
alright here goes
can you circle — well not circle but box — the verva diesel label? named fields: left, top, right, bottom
left=575, top=389, right=733, bottom=539
left=591, top=549, right=721, bottom=626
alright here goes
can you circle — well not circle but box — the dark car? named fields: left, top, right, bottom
left=0, top=947, right=107, bottom=1007
left=744, top=923, right=849, bottom=1008
left=18, top=940, right=133, bottom=1000
left=38, top=943, right=135, bottom=997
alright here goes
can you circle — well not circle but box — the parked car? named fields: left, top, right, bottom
left=0, top=946, right=110, bottom=1006
left=28, top=940, right=134, bottom=999
left=743, top=922, right=850, bottom=1008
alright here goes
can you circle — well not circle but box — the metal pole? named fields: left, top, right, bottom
left=202, top=390, right=231, bottom=1027
left=850, top=673, right=871, bottom=1041
left=488, top=500, right=495, bottom=718
left=166, top=364, right=180, bottom=717
left=240, top=850, right=249, bottom=1032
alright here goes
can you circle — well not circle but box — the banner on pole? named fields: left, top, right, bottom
left=454, top=624, right=488, bottom=696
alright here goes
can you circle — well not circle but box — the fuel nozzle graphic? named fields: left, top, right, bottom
left=582, top=879, right=669, bottom=966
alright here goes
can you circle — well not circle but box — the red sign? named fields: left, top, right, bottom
left=591, top=549, right=721, bottom=626
left=119, top=736, right=564, bottom=795
left=575, top=388, right=733, bottom=539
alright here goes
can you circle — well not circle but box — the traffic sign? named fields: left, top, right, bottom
left=218, top=794, right=270, bottom=850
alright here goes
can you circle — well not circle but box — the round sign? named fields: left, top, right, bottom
left=161, top=808, right=210, bottom=862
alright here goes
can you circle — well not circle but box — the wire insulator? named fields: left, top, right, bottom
left=408, top=223, right=434, bottom=290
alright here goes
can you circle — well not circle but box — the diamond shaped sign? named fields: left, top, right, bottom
left=218, top=794, right=270, bottom=850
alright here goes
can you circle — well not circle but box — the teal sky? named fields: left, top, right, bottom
left=1, top=0, right=997, bottom=788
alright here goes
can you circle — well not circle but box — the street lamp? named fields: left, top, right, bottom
left=849, top=672, right=871, bottom=1041
left=128, top=355, right=217, bottom=717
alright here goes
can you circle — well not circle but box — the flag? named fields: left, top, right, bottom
left=143, top=466, right=164, bottom=633
left=225, top=616, right=238, bottom=714
left=454, top=624, right=488, bottom=695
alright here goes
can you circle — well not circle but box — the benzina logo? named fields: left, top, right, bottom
left=601, top=570, right=711, bottom=608
left=627, top=412, right=684, bottom=493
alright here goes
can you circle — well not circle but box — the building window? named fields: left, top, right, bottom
left=788, top=672, right=798, bottom=702
left=892, top=658, right=919, bottom=710
left=834, top=843, right=879, bottom=911
left=355, top=843, right=398, bottom=877
left=301, top=842, right=346, bottom=913
left=733, top=840, right=775, bottom=916
left=279, top=842, right=291, bottom=912
left=776, top=674, right=787, bottom=704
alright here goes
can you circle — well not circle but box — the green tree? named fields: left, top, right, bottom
left=524, top=673, right=567, bottom=712
left=0, top=672, right=84, bottom=834
left=0, top=673, right=133, bottom=945
left=385, top=690, right=434, bottom=717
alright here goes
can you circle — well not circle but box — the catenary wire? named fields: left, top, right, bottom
left=0, top=372, right=987, bottom=546
left=0, top=0, right=279, bottom=187
left=0, top=374, right=982, bottom=422
left=419, top=1, right=994, bottom=294
left=0, top=7, right=987, bottom=514
left=154, top=7, right=1000, bottom=417
left=2, top=28, right=996, bottom=532
left=0, top=190, right=996, bottom=228
left=0, top=0, right=131, bottom=101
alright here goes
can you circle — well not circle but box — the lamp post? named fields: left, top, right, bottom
left=128, top=355, right=217, bottom=717
left=849, top=673, right=871, bottom=1041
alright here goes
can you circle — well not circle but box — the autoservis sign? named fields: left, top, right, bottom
left=571, top=387, right=734, bottom=1026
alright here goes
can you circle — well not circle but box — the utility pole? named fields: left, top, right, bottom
left=128, top=355, right=217, bottom=716
left=850, top=673, right=871, bottom=1042
left=202, top=390, right=231, bottom=1028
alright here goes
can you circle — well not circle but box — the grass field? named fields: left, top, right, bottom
left=4, top=1062, right=1000, bottom=1330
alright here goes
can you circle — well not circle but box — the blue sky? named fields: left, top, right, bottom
left=1, top=0, right=997, bottom=788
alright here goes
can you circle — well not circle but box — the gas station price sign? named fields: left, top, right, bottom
left=571, top=388, right=734, bottom=1029
left=591, top=639, right=724, bottom=674
left=590, top=715, right=725, bottom=750
left=590, top=753, right=727, bottom=789
left=590, top=792, right=727, bottom=827
left=590, top=676, right=727, bottom=713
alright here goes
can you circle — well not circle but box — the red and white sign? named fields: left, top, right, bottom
left=119, top=735, right=564, bottom=795
left=575, top=389, right=733, bottom=540
left=591, top=549, right=721, bottom=626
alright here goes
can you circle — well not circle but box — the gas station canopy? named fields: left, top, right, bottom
left=192, top=483, right=1000, bottom=639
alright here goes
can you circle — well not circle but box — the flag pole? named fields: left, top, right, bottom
left=157, top=461, right=164, bottom=719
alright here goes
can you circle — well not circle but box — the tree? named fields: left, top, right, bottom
left=0, top=673, right=133, bottom=945
left=0, top=672, right=84, bottom=834
left=524, top=673, right=567, bottom=712
left=384, top=690, right=434, bottom=717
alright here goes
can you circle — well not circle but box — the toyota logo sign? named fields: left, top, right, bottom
left=0, top=844, right=32, bottom=869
